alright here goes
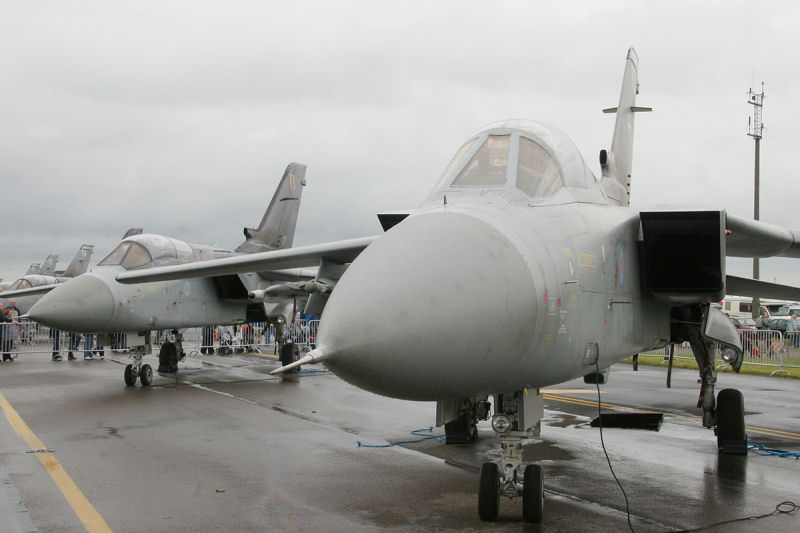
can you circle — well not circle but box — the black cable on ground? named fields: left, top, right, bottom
left=595, top=361, right=636, bottom=533
left=672, top=500, right=797, bottom=532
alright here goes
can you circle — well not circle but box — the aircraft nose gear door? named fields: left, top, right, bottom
left=478, top=388, right=545, bottom=523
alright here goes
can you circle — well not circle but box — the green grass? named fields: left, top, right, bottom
left=621, top=354, right=800, bottom=379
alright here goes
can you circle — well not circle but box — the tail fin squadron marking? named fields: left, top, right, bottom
left=39, top=254, right=59, bottom=276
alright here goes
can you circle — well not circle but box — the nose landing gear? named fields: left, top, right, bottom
left=477, top=388, right=545, bottom=523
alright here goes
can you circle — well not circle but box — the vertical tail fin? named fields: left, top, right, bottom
left=62, top=244, right=94, bottom=277
left=39, top=254, right=59, bottom=276
left=600, top=48, right=651, bottom=206
left=235, top=163, right=307, bottom=253
left=25, top=263, right=41, bottom=275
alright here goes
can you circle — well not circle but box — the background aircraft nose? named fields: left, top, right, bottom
left=318, top=210, right=539, bottom=401
left=28, top=274, right=114, bottom=332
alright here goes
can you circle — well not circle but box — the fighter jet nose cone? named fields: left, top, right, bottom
left=318, top=211, right=539, bottom=400
left=28, top=274, right=114, bottom=332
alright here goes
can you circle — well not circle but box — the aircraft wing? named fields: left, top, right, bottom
left=116, top=236, right=378, bottom=284
left=0, top=284, right=59, bottom=298
left=725, top=213, right=800, bottom=258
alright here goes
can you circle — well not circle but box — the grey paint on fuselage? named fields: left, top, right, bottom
left=318, top=153, right=670, bottom=400
left=63, top=267, right=247, bottom=331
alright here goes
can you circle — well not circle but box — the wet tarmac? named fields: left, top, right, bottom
left=0, top=351, right=798, bottom=532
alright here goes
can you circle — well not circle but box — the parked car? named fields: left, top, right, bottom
left=768, top=317, right=790, bottom=333
left=729, top=316, right=756, bottom=330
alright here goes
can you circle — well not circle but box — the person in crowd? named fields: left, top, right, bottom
left=787, top=314, right=799, bottom=348
left=755, top=310, right=770, bottom=329
left=201, top=325, right=215, bottom=354
left=50, top=327, right=62, bottom=360
left=67, top=332, right=82, bottom=361
left=7, top=300, right=20, bottom=319
left=1, top=307, right=19, bottom=361
left=83, top=334, right=99, bottom=360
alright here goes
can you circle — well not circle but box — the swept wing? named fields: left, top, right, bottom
left=116, top=236, right=378, bottom=284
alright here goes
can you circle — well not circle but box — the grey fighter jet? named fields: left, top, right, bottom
left=96, top=49, right=800, bottom=522
left=0, top=245, right=94, bottom=314
left=28, top=163, right=309, bottom=385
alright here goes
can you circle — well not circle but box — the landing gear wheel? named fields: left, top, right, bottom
left=280, top=343, right=300, bottom=368
left=139, top=364, right=153, bottom=386
left=124, top=364, right=138, bottom=386
left=478, top=462, right=500, bottom=521
left=716, top=388, right=747, bottom=454
left=522, top=464, right=544, bottom=523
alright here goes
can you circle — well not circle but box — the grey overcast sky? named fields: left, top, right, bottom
left=2, top=1, right=799, bottom=286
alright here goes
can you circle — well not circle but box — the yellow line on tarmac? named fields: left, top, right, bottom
left=746, top=425, right=800, bottom=441
left=543, top=392, right=641, bottom=412
left=544, top=389, right=605, bottom=394
left=0, top=392, right=112, bottom=533
left=543, top=390, right=800, bottom=442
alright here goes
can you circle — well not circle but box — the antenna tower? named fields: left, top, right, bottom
left=747, top=82, right=764, bottom=318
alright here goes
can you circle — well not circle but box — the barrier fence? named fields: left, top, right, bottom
left=0, top=318, right=320, bottom=361
left=1, top=319, right=795, bottom=374
left=639, top=329, right=799, bottom=376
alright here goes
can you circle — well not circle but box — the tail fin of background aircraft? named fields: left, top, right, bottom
left=123, top=228, right=144, bottom=239
left=235, top=162, right=306, bottom=253
left=25, top=263, right=41, bottom=275
left=39, top=254, right=59, bottom=276
left=61, top=244, right=94, bottom=277
left=600, top=47, right=651, bottom=206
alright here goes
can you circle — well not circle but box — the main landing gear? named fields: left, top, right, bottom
left=99, top=331, right=156, bottom=387
left=673, top=304, right=747, bottom=454
left=124, top=344, right=154, bottom=387
left=440, top=389, right=546, bottom=523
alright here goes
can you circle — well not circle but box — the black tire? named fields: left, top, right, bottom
left=140, top=364, right=153, bottom=386
left=478, top=462, right=500, bottom=521
left=522, top=464, right=544, bottom=523
left=716, top=388, right=746, bottom=453
left=280, top=343, right=300, bottom=367
left=124, top=364, right=137, bottom=386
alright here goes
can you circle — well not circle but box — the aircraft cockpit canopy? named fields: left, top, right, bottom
left=98, top=234, right=194, bottom=270
left=7, top=278, right=33, bottom=290
left=428, top=119, right=604, bottom=204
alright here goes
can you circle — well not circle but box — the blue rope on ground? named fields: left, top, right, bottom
left=357, top=427, right=446, bottom=448
left=748, top=443, right=800, bottom=459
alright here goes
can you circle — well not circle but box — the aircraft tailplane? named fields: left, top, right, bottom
left=235, top=163, right=306, bottom=254
left=24, top=263, right=41, bottom=275
left=601, top=47, right=651, bottom=206
left=62, top=244, right=94, bottom=277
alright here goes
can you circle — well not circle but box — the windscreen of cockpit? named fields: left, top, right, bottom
left=515, top=137, right=563, bottom=198
left=97, top=242, right=152, bottom=269
left=8, top=279, right=33, bottom=290
left=451, top=135, right=510, bottom=187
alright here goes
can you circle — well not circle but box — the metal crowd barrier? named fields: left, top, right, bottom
left=640, top=329, right=798, bottom=376
left=0, top=318, right=114, bottom=359
left=176, top=320, right=319, bottom=358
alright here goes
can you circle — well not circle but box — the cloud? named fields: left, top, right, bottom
left=2, top=1, right=800, bottom=288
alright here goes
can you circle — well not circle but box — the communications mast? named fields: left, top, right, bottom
left=747, top=82, right=764, bottom=319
